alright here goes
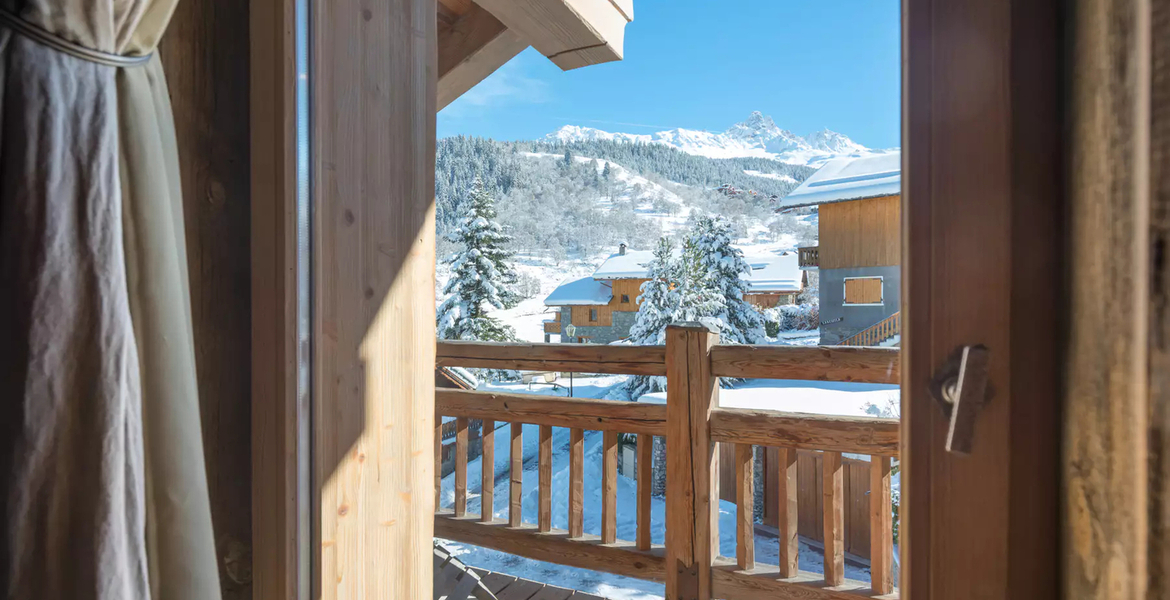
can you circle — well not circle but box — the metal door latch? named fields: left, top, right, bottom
left=929, top=345, right=992, bottom=455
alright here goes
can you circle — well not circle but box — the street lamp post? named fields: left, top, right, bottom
left=563, top=324, right=577, bottom=397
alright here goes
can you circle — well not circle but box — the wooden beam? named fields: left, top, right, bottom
left=569, top=428, right=584, bottom=538
left=776, top=448, right=799, bottom=578
left=435, top=514, right=666, bottom=582
left=735, top=444, right=755, bottom=570
left=710, top=562, right=879, bottom=600
left=636, top=434, right=652, bottom=551
left=869, top=456, right=894, bottom=594
left=482, top=420, right=495, bottom=522
left=437, top=340, right=666, bottom=376
left=602, top=431, right=618, bottom=544
left=471, top=0, right=630, bottom=70
left=436, top=389, right=668, bottom=435
left=539, top=424, right=553, bottom=532
left=822, top=452, right=844, bottom=587
left=437, top=3, right=528, bottom=110
left=709, top=345, right=900, bottom=384
left=709, top=408, right=900, bottom=456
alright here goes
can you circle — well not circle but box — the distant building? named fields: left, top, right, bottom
left=543, top=243, right=805, bottom=343
left=777, top=152, right=901, bottom=346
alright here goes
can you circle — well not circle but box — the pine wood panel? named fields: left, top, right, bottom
left=818, top=196, right=901, bottom=270
left=482, top=420, right=495, bottom=522
left=709, top=345, right=899, bottom=384
left=844, top=277, right=883, bottom=305
left=313, top=0, right=435, bottom=597
left=455, top=417, right=469, bottom=516
left=437, top=390, right=668, bottom=435
left=510, top=423, right=523, bottom=527
left=571, top=304, right=613, bottom=327
left=636, top=434, right=652, bottom=551
left=608, top=278, right=649, bottom=312
left=438, top=340, right=667, bottom=376
left=776, top=448, right=799, bottom=577
left=709, top=409, right=899, bottom=456
left=822, top=452, right=844, bottom=586
left=870, top=456, right=894, bottom=594
left=539, top=425, right=553, bottom=532
left=735, top=444, right=755, bottom=570
left=569, top=428, right=584, bottom=538
left=602, top=431, right=619, bottom=544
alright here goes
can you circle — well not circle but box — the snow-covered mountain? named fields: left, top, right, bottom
left=545, top=111, right=873, bottom=165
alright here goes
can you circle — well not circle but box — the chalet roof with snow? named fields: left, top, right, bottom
left=543, top=276, right=614, bottom=306
left=777, top=151, right=901, bottom=209
left=744, top=253, right=803, bottom=293
left=591, top=250, right=655, bottom=280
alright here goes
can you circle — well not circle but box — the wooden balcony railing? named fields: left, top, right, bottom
left=435, top=326, right=900, bottom=599
left=798, top=246, right=820, bottom=269
left=840, top=312, right=902, bottom=347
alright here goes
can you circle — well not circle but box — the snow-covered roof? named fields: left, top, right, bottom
left=592, top=250, right=655, bottom=280
left=778, top=151, right=901, bottom=209
left=544, top=276, right=613, bottom=306
left=744, top=253, right=803, bottom=293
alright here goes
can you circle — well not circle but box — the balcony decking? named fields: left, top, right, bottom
left=799, top=246, right=820, bottom=269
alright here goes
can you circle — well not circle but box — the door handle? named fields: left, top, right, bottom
left=929, top=345, right=992, bottom=455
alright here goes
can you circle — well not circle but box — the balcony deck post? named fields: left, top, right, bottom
left=665, top=323, right=720, bottom=600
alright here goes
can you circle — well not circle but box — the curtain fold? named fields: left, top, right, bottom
left=0, top=1, right=221, bottom=598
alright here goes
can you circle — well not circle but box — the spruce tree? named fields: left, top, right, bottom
left=625, top=237, right=681, bottom=398
left=689, top=216, right=766, bottom=344
left=437, top=176, right=519, bottom=342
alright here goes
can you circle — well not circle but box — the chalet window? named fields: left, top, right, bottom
left=590, top=309, right=598, bottom=321
left=621, top=294, right=630, bottom=303
left=843, top=277, right=883, bottom=305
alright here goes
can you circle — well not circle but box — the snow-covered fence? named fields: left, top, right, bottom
left=435, top=331, right=901, bottom=599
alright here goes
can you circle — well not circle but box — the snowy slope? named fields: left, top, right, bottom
left=546, top=111, right=882, bottom=166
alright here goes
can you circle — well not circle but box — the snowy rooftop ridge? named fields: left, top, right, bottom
left=591, top=250, right=656, bottom=280
left=778, top=151, right=902, bottom=208
left=543, top=276, right=614, bottom=306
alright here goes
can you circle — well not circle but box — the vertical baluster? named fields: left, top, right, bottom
left=735, top=444, right=755, bottom=570
left=434, top=415, right=442, bottom=511
left=871, top=456, right=895, bottom=594
left=602, top=430, right=618, bottom=543
left=823, top=451, right=844, bottom=586
left=637, top=433, right=653, bottom=550
left=777, top=447, right=798, bottom=577
left=481, top=419, right=495, bottom=522
left=510, top=422, right=523, bottom=527
left=569, top=427, right=584, bottom=538
left=539, top=424, right=553, bottom=532
left=455, top=417, right=469, bottom=516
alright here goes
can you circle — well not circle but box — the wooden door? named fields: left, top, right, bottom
left=902, top=0, right=1061, bottom=597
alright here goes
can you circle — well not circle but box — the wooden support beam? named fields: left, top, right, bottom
left=437, top=2, right=528, bottom=110
left=482, top=420, right=495, bottom=522
left=471, top=0, right=631, bottom=70
left=455, top=417, right=469, bottom=516
left=602, top=430, right=619, bottom=544
left=569, top=428, right=584, bottom=538
left=637, top=434, right=652, bottom=551
left=437, top=389, right=667, bottom=435
left=709, top=345, right=900, bottom=384
left=777, top=447, right=799, bottom=578
left=709, top=408, right=899, bottom=456
left=735, top=444, right=755, bottom=570
left=823, top=451, right=844, bottom=586
left=870, top=456, right=894, bottom=594
left=437, top=340, right=666, bottom=376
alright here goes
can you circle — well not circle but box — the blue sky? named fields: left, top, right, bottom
left=438, top=0, right=901, bottom=149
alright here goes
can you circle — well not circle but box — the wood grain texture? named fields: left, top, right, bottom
left=162, top=0, right=256, bottom=595
left=571, top=304, right=614, bottom=327
left=437, top=3, right=527, bottom=110
left=818, top=196, right=901, bottom=270
left=435, top=514, right=666, bottom=582
left=313, top=0, right=436, bottom=596
left=709, top=345, right=899, bottom=384
left=471, top=0, right=628, bottom=69
left=602, top=430, right=619, bottom=544
left=710, top=409, right=899, bottom=456
left=710, top=562, right=881, bottom=600
left=735, top=444, right=755, bottom=570
left=822, top=451, right=844, bottom=586
left=777, top=447, right=799, bottom=578
left=1064, top=0, right=1153, bottom=597
left=569, top=427, right=584, bottom=538
left=1150, top=0, right=1170, bottom=594
left=870, top=456, right=893, bottom=594
left=437, top=389, right=667, bottom=435
left=482, top=420, right=495, bottom=522
left=540, top=425, right=553, bottom=532
left=438, top=340, right=666, bottom=375
left=455, top=417, right=469, bottom=516
left=511, top=422, right=524, bottom=527
left=637, top=433, right=652, bottom=551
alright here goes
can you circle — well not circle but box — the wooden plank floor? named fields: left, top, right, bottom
left=462, top=568, right=609, bottom=600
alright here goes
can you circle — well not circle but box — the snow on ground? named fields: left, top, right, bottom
left=438, top=376, right=893, bottom=599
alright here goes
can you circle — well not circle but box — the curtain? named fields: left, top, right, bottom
left=0, top=1, right=221, bottom=599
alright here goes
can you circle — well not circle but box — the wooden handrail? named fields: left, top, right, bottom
left=437, top=389, right=668, bottom=435
left=709, top=408, right=900, bottom=456
left=840, top=312, right=901, bottom=347
left=710, top=345, right=899, bottom=383
left=437, top=340, right=667, bottom=375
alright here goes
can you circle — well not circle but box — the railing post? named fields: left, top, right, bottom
left=665, top=323, right=719, bottom=600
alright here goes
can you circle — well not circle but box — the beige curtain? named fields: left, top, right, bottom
left=0, top=1, right=221, bottom=599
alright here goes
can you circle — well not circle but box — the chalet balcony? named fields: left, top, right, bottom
left=434, top=326, right=901, bottom=599
left=798, top=246, right=819, bottom=269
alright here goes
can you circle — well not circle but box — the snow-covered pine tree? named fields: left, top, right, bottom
left=437, top=176, right=520, bottom=343
left=689, top=216, right=766, bottom=344
left=625, top=237, right=680, bottom=399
